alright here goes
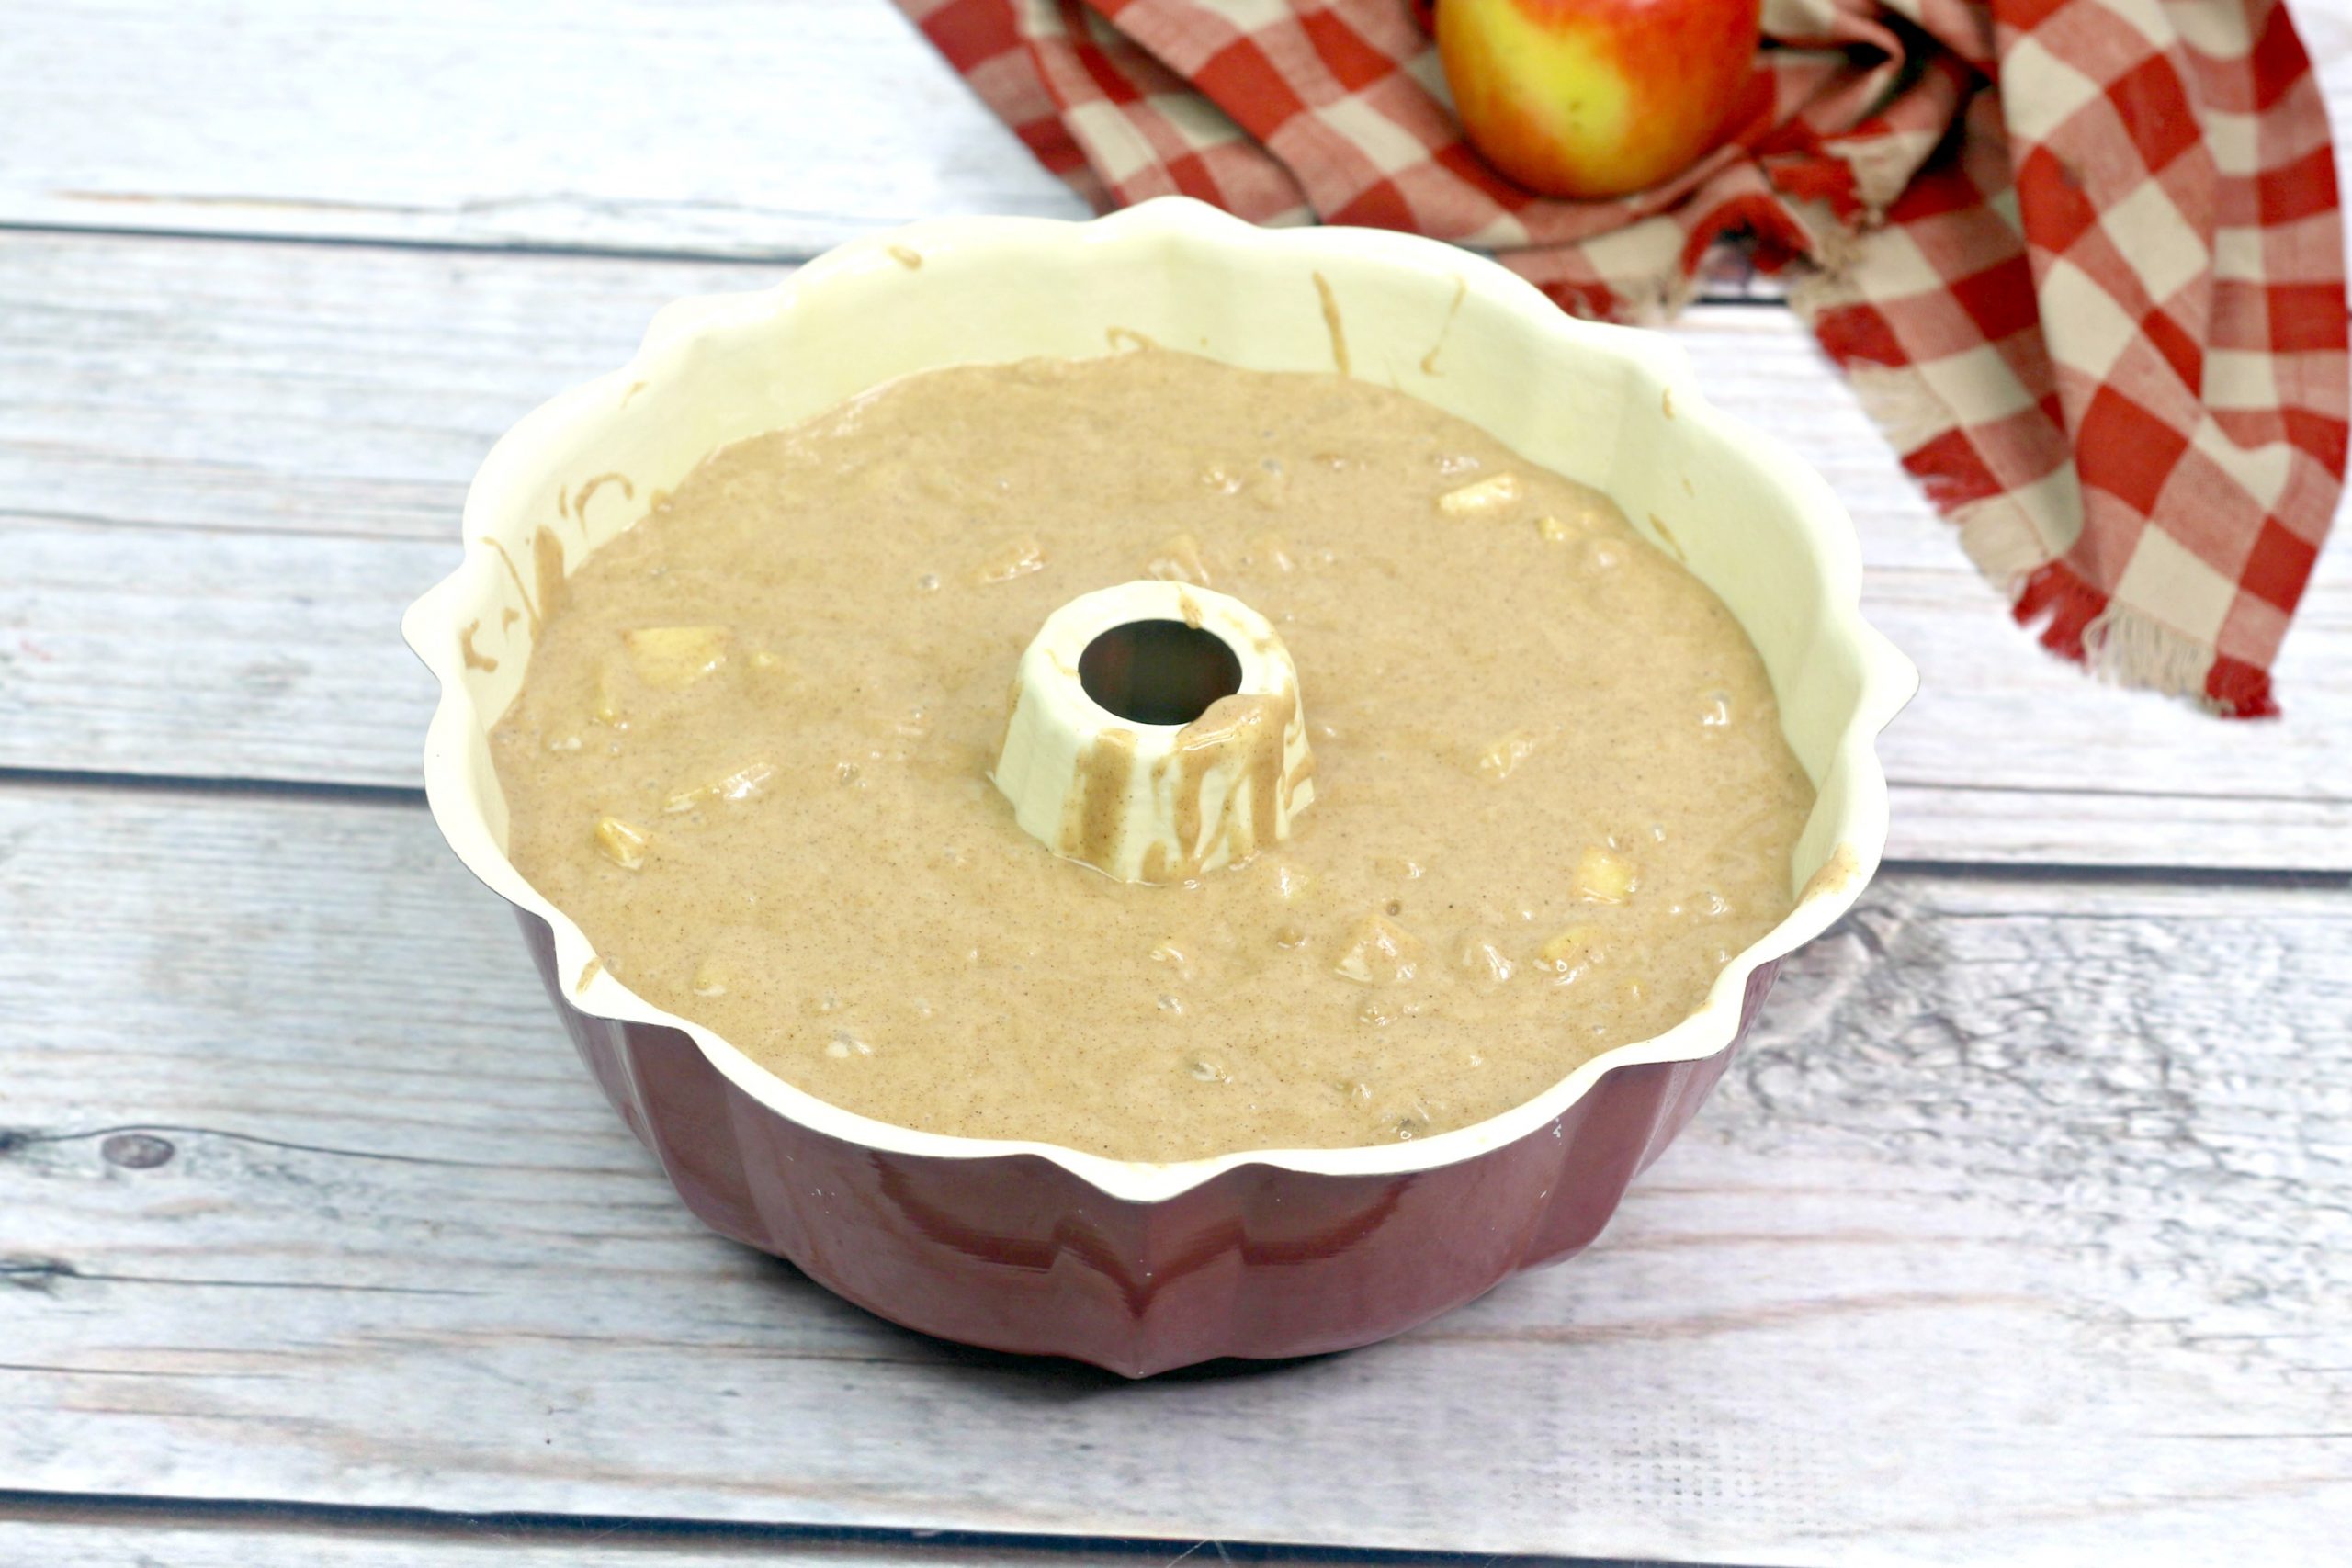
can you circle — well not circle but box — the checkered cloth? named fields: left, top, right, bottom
left=894, top=0, right=2346, bottom=714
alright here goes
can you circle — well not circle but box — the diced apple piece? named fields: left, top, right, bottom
left=716, top=761, right=775, bottom=800
left=1541, top=492, right=1619, bottom=541
left=1436, top=473, right=1522, bottom=517
left=591, top=659, right=628, bottom=726
left=975, top=536, right=1046, bottom=583
left=1535, top=923, right=1602, bottom=976
left=1149, top=940, right=1195, bottom=982
left=1332, top=913, right=1422, bottom=986
left=1574, top=846, right=1635, bottom=904
left=690, top=957, right=730, bottom=997
left=1456, top=933, right=1515, bottom=984
left=594, top=815, right=649, bottom=871
left=1476, top=728, right=1543, bottom=783
left=621, top=625, right=729, bottom=690
left=663, top=761, right=776, bottom=815
left=1145, top=533, right=1212, bottom=587
left=1248, top=533, right=1297, bottom=572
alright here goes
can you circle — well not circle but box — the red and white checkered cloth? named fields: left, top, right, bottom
left=894, top=0, right=2347, bottom=715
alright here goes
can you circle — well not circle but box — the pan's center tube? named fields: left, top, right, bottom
left=992, top=581, right=1316, bottom=884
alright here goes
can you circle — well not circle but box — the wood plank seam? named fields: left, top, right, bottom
left=0, top=218, right=842, bottom=273
left=0, top=767, right=427, bottom=810
left=0, top=215, right=1795, bottom=311
left=0, top=1491, right=1725, bottom=1568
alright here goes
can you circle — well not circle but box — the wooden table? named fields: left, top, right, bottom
left=4, top=6, right=2348, bottom=1563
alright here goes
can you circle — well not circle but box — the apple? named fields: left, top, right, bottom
left=1435, top=0, right=1762, bottom=200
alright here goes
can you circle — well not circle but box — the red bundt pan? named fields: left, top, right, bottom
left=407, top=200, right=1913, bottom=1376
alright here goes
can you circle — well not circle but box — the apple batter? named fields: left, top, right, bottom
left=491, top=349, right=1814, bottom=1161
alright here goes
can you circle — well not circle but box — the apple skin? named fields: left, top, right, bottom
left=1436, top=0, right=1763, bottom=200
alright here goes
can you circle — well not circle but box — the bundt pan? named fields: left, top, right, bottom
left=403, top=197, right=1915, bottom=1377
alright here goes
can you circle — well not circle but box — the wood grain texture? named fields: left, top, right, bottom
left=2, top=0, right=2346, bottom=277
left=3, top=784, right=2346, bottom=1564
left=3, top=229, right=2346, bottom=867
left=0, top=1536, right=951, bottom=1568
left=0, top=0, right=1090, bottom=257
left=0, top=1505, right=1288, bottom=1568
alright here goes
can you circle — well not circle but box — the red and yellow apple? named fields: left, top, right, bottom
left=1435, top=0, right=1763, bottom=200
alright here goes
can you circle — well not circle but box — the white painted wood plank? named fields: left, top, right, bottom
left=0, top=235, right=760, bottom=544
left=4, top=0, right=2343, bottom=274
left=0, top=1509, right=1215, bottom=1568
left=0, top=1518, right=1025, bottom=1568
left=2, top=230, right=2345, bottom=866
left=2, top=784, right=2347, bottom=1563
left=0, top=0, right=1091, bottom=257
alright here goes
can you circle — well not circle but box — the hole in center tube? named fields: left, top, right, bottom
left=1079, top=620, right=1243, bottom=727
